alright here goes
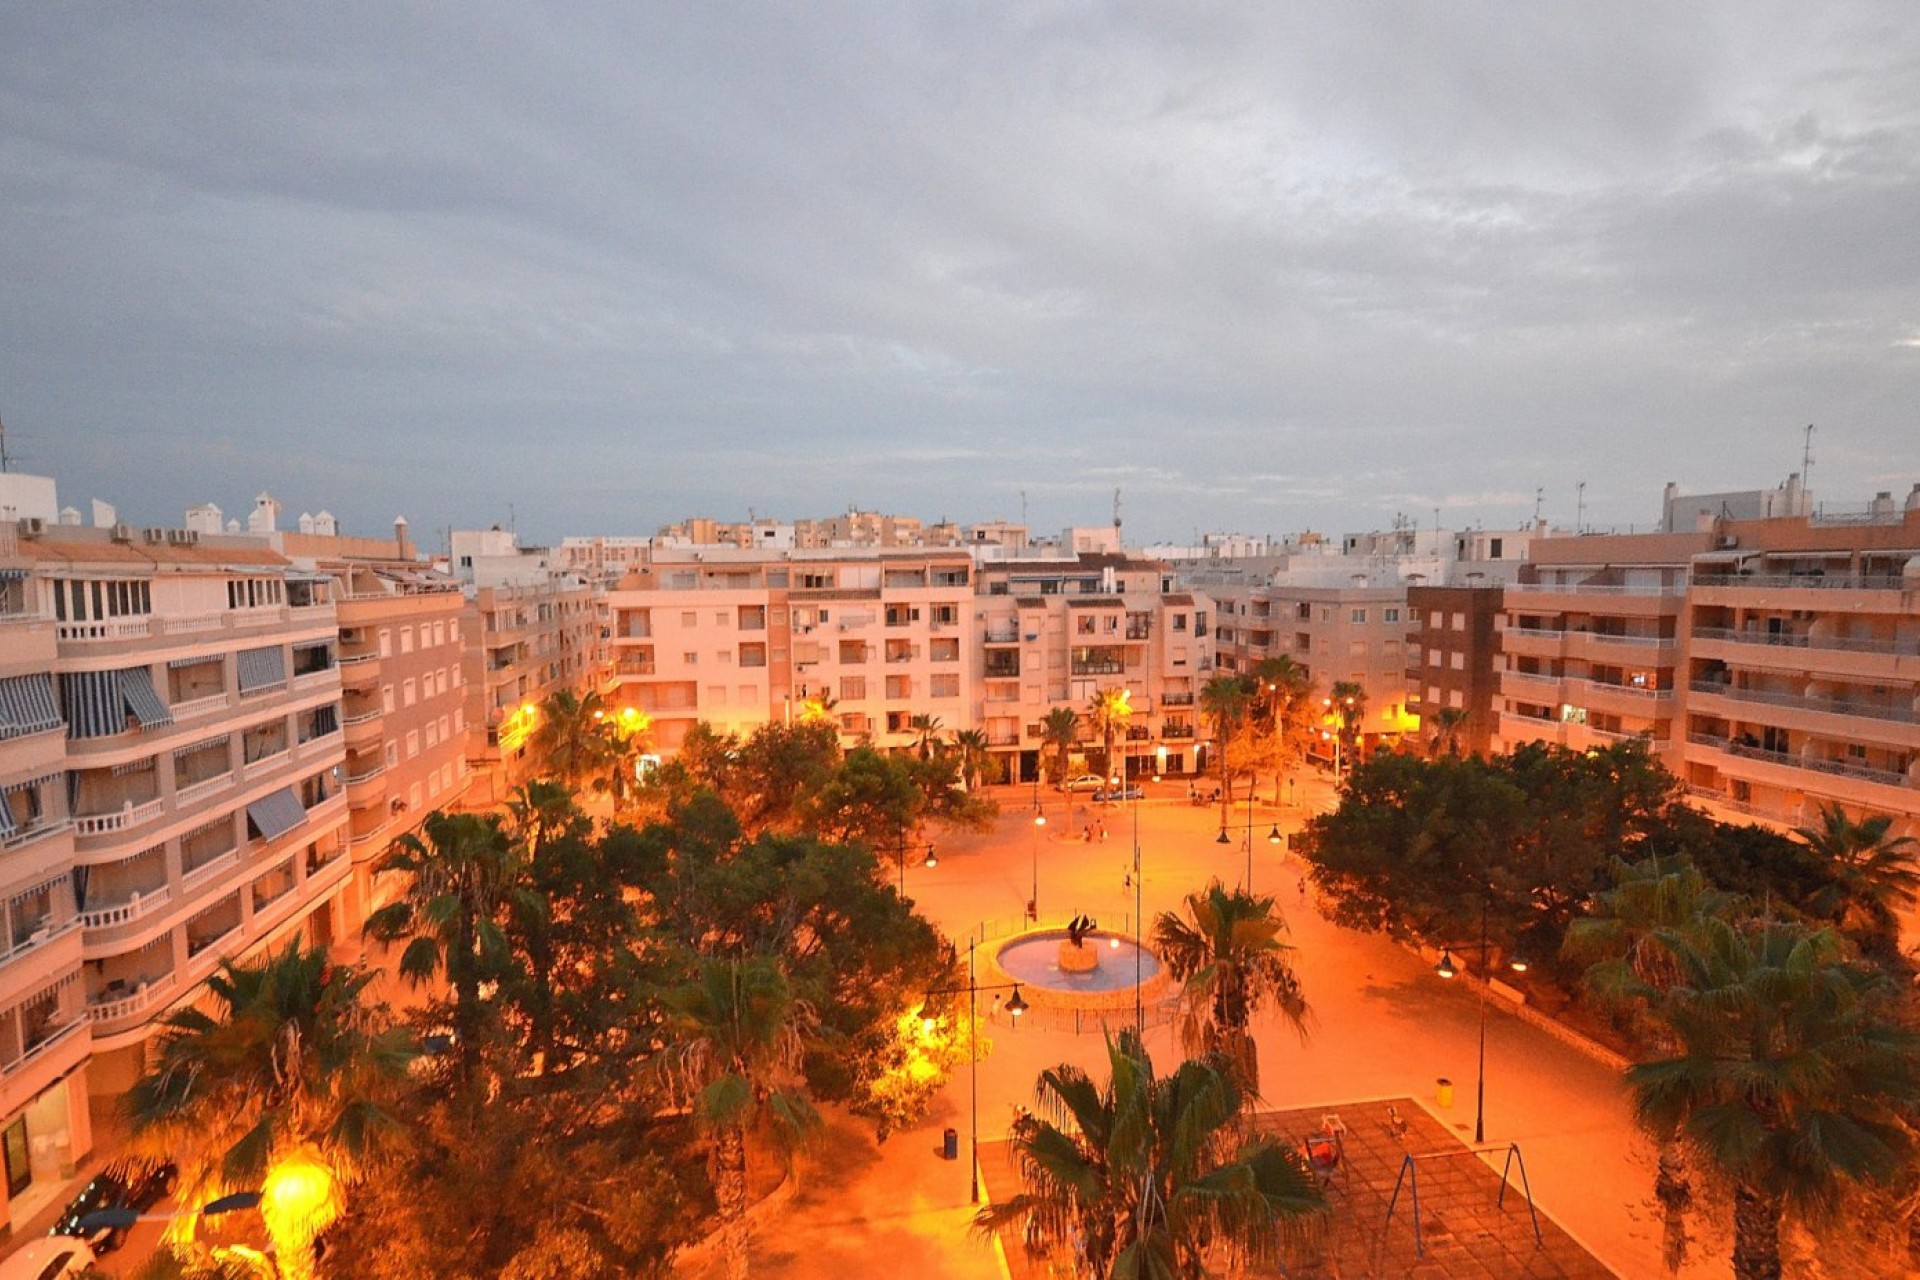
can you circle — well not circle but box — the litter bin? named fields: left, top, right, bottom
left=943, top=1127, right=959, bottom=1160
left=1436, top=1077, right=1454, bottom=1109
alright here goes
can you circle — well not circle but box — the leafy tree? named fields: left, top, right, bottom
left=907, top=713, right=945, bottom=761
left=126, top=943, right=415, bottom=1280
left=362, top=811, right=519, bottom=1084
left=530, top=689, right=613, bottom=790
left=976, top=1030, right=1325, bottom=1276
left=1152, top=881, right=1309, bottom=1095
left=660, top=956, right=821, bottom=1280
left=1039, top=707, right=1079, bottom=786
left=594, top=706, right=655, bottom=816
left=1326, top=679, right=1366, bottom=775
left=1795, top=803, right=1920, bottom=955
left=950, top=728, right=995, bottom=790
left=1251, top=656, right=1315, bottom=801
left=1085, top=686, right=1133, bottom=778
left=1200, top=674, right=1251, bottom=828
left=1426, top=706, right=1470, bottom=757
left=802, top=744, right=925, bottom=851
left=726, top=720, right=843, bottom=832
left=1627, top=918, right=1920, bottom=1280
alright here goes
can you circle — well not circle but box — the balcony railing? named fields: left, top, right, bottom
left=181, top=848, right=241, bottom=891
left=0, top=817, right=71, bottom=853
left=345, top=761, right=387, bottom=785
left=1693, top=572, right=1909, bottom=592
left=88, top=975, right=177, bottom=1024
left=1687, top=733, right=1914, bottom=788
left=74, top=797, right=166, bottom=837
left=1689, top=680, right=1920, bottom=724
left=1691, top=626, right=1919, bottom=658
left=1161, top=692, right=1195, bottom=706
left=1071, top=660, right=1125, bottom=676
left=55, top=617, right=153, bottom=642
left=2, top=1018, right=87, bottom=1076
left=79, top=886, right=172, bottom=931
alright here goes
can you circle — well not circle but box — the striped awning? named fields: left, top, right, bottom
left=237, top=646, right=286, bottom=693
left=168, top=653, right=222, bottom=670
left=0, top=673, right=61, bottom=741
left=309, top=704, right=338, bottom=736
left=60, top=670, right=127, bottom=739
left=120, top=667, right=173, bottom=729
left=246, top=787, right=307, bottom=841
left=173, top=735, right=228, bottom=760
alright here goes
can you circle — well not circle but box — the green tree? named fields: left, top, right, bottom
left=976, top=1030, right=1325, bottom=1276
left=594, top=706, right=655, bottom=816
left=529, top=689, right=613, bottom=790
left=1085, top=686, right=1134, bottom=779
left=126, top=943, right=415, bottom=1280
left=802, top=744, right=925, bottom=852
left=362, top=810, right=519, bottom=1084
left=1252, top=656, right=1314, bottom=801
left=907, top=713, right=944, bottom=761
left=1628, top=918, right=1920, bottom=1280
left=1152, top=881, right=1309, bottom=1095
left=661, top=956, right=820, bottom=1280
left=1326, top=679, right=1366, bottom=776
left=1795, top=802, right=1920, bottom=954
left=950, top=728, right=994, bottom=790
left=1426, top=706, right=1470, bottom=758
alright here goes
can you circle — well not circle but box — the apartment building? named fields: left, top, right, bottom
left=606, top=546, right=978, bottom=755
left=1405, top=585, right=1504, bottom=756
left=1492, top=533, right=1699, bottom=758
left=973, top=552, right=1216, bottom=782
left=0, top=516, right=351, bottom=1228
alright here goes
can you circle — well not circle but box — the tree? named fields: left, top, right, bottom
left=529, top=689, right=612, bottom=790
left=362, top=810, right=519, bottom=1084
left=950, top=728, right=994, bottom=790
left=975, top=1030, right=1325, bottom=1276
left=1085, top=687, right=1133, bottom=779
left=1200, top=675, right=1251, bottom=830
left=126, top=943, right=415, bottom=1280
left=1628, top=918, right=1920, bottom=1280
left=1251, top=656, right=1314, bottom=802
left=1326, top=679, right=1366, bottom=775
left=907, top=713, right=944, bottom=761
left=594, top=706, right=655, bottom=816
left=1039, top=707, right=1079, bottom=787
left=660, top=956, right=820, bottom=1280
left=1795, top=802, right=1920, bottom=954
left=801, top=745, right=925, bottom=852
left=1152, top=880, right=1309, bottom=1095
left=1426, top=706, right=1470, bottom=758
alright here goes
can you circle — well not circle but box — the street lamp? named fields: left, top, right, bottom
left=1028, top=805, right=1045, bottom=921
left=927, top=938, right=1029, bottom=1203
left=1215, top=776, right=1262, bottom=890
left=1433, top=895, right=1528, bottom=1144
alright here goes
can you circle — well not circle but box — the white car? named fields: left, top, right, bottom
left=1058, top=775, right=1106, bottom=793
left=0, top=1237, right=97, bottom=1280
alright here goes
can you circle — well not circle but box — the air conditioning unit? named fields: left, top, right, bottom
left=110, top=522, right=133, bottom=543
left=1716, top=534, right=1739, bottom=550
left=143, top=526, right=167, bottom=544
left=167, top=528, right=200, bottom=546
left=18, top=517, right=45, bottom=538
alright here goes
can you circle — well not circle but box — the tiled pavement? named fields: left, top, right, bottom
left=981, top=1097, right=1616, bottom=1279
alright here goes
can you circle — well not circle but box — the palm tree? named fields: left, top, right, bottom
left=661, top=955, right=819, bottom=1280
left=362, top=810, right=518, bottom=1082
left=126, top=942, right=415, bottom=1280
left=1795, top=802, right=1920, bottom=949
left=1085, top=687, right=1133, bottom=780
left=529, top=688, right=613, bottom=789
left=595, top=705, right=655, bottom=814
left=1426, top=706, right=1470, bottom=758
left=908, top=713, right=945, bottom=761
left=796, top=689, right=839, bottom=726
left=1327, top=680, right=1366, bottom=776
left=976, top=1029, right=1325, bottom=1276
left=1039, top=707, right=1079, bottom=788
left=1152, top=880, right=1309, bottom=1095
left=1200, top=675, right=1250, bottom=831
left=1628, top=917, right=1920, bottom=1280
left=1252, top=656, right=1313, bottom=802
left=950, top=728, right=994, bottom=790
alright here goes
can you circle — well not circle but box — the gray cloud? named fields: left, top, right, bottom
left=4, top=2, right=1918, bottom=545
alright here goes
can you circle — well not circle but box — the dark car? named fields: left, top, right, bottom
left=51, top=1158, right=176, bottom=1253
left=1092, top=784, right=1144, bottom=803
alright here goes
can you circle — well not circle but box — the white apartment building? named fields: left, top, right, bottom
left=0, top=514, right=350, bottom=1229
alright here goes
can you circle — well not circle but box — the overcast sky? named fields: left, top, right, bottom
left=4, top=4, right=1918, bottom=548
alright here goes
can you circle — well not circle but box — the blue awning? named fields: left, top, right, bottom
left=246, top=787, right=307, bottom=842
left=0, top=673, right=61, bottom=740
left=237, top=646, right=286, bottom=694
left=119, top=667, right=173, bottom=729
left=59, top=671, right=125, bottom=739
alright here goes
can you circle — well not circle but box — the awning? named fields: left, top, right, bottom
left=0, top=673, right=61, bottom=740
left=237, top=646, right=287, bottom=693
left=59, top=670, right=126, bottom=739
left=120, top=667, right=173, bottom=729
left=173, top=736, right=228, bottom=760
left=0, top=794, right=14, bottom=838
left=168, top=653, right=222, bottom=669
left=246, top=787, right=307, bottom=842
left=308, top=704, right=338, bottom=736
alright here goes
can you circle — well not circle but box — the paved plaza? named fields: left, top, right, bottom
left=701, top=775, right=1732, bottom=1279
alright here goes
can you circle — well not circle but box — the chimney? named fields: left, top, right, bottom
left=1905, top=483, right=1920, bottom=513
left=395, top=516, right=413, bottom=561
left=1871, top=491, right=1895, bottom=519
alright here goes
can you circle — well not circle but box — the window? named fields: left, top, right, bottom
left=1296, top=602, right=1312, bottom=620
left=382, top=685, right=395, bottom=713
left=425, top=720, right=439, bottom=747
left=1490, top=537, right=1504, bottom=558
left=930, top=674, right=960, bottom=698
left=1173, top=614, right=1188, bottom=632
left=683, top=652, right=698, bottom=666
left=1450, top=652, right=1465, bottom=670
left=1384, top=608, right=1401, bottom=623
left=378, top=628, right=392, bottom=658
left=385, top=742, right=399, bottom=769
left=1451, top=612, right=1466, bottom=631
left=405, top=730, right=420, bottom=758
left=399, top=627, right=414, bottom=654
left=717, top=650, right=733, bottom=665
left=706, top=685, right=727, bottom=705
left=1351, top=609, right=1367, bottom=624
left=681, top=611, right=697, bottom=627
left=402, top=679, right=416, bottom=707
left=1076, top=615, right=1096, bottom=635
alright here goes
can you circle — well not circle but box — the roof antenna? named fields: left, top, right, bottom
left=1576, top=481, right=1586, bottom=535
left=1020, top=489, right=1027, bottom=526
left=1113, top=487, right=1122, bottom=532
left=1532, top=487, right=1543, bottom=523
left=1801, top=423, right=1815, bottom=494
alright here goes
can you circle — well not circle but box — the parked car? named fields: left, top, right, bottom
left=50, top=1158, right=176, bottom=1253
left=1092, top=784, right=1144, bottom=803
left=0, top=1237, right=96, bottom=1280
left=1058, top=775, right=1106, bottom=792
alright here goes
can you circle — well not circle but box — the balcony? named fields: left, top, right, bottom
left=345, top=761, right=387, bottom=785
left=1, top=1017, right=88, bottom=1081
left=1071, top=660, right=1124, bottom=676
left=1160, top=692, right=1195, bottom=707
left=54, top=617, right=153, bottom=643
left=1688, top=680, right=1919, bottom=726
left=74, top=797, right=165, bottom=838
left=78, top=886, right=172, bottom=932
left=1687, top=733, right=1914, bottom=789
left=88, top=974, right=177, bottom=1026
left=0, top=816, right=71, bottom=854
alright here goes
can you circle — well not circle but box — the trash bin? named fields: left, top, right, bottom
left=1436, top=1077, right=1454, bottom=1108
left=943, top=1127, right=959, bottom=1160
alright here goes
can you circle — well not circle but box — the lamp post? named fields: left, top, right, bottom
left=1028, top=804, right=1045, bottom=922
left=1433, top=894, right=1527, bottom=1144
left=1216, top=775, right=1271, bottom=890
left=927, top=938, right=1029, bottom=1204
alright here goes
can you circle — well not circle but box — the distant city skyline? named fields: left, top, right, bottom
left=5, top=5, right=1917, bottom=545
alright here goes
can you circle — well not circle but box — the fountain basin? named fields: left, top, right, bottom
left=991, top=929, right=1171, bottom=1010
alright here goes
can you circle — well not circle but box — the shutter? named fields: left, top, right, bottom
left=237, top=646, right=287, bottom=693
left=246, top=787, right=307, bottom=841
left=119, top=667, right=174, bottom=728
left=59, top=671, right=125, bottom=739
left=0, top=673, right=61, bottom=740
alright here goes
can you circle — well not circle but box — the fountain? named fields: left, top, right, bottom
left=991, top=919, right=1170, bottom=1011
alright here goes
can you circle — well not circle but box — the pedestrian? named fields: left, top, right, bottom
left=1123, top=870, right=1132, bottom=892
left=1096, top=819, right=1107, bottom=841
left=1296, top=876, right=1307, bottom=901
left=1083, top=825, right=1093, bottom=843
left=990, top=993, right=1003, bottom=1022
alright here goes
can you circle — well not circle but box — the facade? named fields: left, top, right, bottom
left=1405, top=585, right=1504, bottom=757
left=0, top=517, right=352, bottom=1229
left=973, top=553, right=1216, bottom=782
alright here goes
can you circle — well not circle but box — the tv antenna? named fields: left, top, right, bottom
left=1112, top=487, right=1122, bottom=532
left=1576, top=481, right=1587, bottom=534
left=1801, top=423, right=1815, bottom=492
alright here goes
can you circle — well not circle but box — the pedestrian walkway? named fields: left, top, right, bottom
left=979, top=1098, right=1615, bottom=1279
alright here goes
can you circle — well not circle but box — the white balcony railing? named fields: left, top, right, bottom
left=74, top=797, right=166, bottom=837
left=1, top=1019, right=88, bottom=1076
left=78, top=886, right=173, bottom=931
left=88, top=974, right=178, bottom=1024
left=174, top=772, right=234, bottom=809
